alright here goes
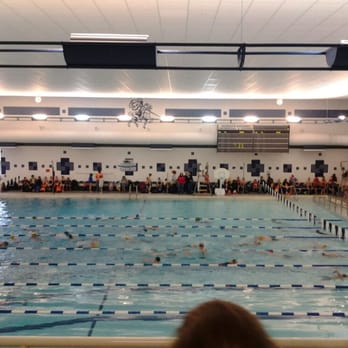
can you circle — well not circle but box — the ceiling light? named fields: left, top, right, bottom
left=276, top=98, right=283, bottom=106
left=35, top=96, right=42, bottom=103
left=74, top=114, right=89, bottom=121
left=243, top=115, right=259, bottom=123
left=286, top=115, right=302, bottom=123
left=0, top=112, right=4, bottom=119
left=340, top=40, right=348, bottom=44
left=32, top=113, right=47, bottom=120
left=70, top=33, right=149, bottom=42
left=117, top=114, right=132, bottom=122
left=160, top=115, right=175, bottom=122
left=338, top=114, right=346, bottom=121
left=201, top=115, right=217, bottom=123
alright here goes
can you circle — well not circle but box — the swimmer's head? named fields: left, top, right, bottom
left=2, top=241, right=9, bottom=247
left=195, top=217, right=202, bottom=222
left=90, top=240, right=100, bottom=248
left=198, top=243, right=205, bottom=249
left=64, top=231, right=73, bottom=239
left=31, top=232, right=38, bottom=238
left=231, top=259, right=237, bottom=264
left=154, top=256, right=161, bottom=263
left=10, top=234, right=16, bottom=241
left=266, top=249, right=274, bottom=254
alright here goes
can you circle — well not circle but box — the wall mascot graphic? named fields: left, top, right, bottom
left=128, top=98, right=153, bottom=128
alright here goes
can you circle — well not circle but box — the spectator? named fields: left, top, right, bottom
left=172, top=299, right=277, bottom=348
left=176, top=173, right=186, bottom=194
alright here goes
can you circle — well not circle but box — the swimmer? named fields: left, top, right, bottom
left=54, top=231, right=74, bottom=240
left=254, top=235, right=278, bottom=245
left=260, top=249, right=275, bottom=255
left=123, top=235, right=134, bottom=241
left=192, top=242, right=207, bottom=257
left=76, top=239, right=100, bottom=249
left=64, top=231, right=74, bottom=239
left=194, top=217, right=210, bottom=224
left=121, top=213, right=140, bottom=220
left=31, top=231, right=41, bottom=241
left=0, top=241, right=9, bottom=248
left=144, top=256, right=161, bottom=264
left=323, top=270, right=348, bottom=280
left=89, top=239, right=100, bottom=248
left=321, top=252, right=348, bottom=258
left=219, top=259, right=237, bottom=266
left=143, top=225, right=159, bottom=232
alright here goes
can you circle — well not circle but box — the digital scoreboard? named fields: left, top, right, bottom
left=217, top=125, right=289, bottom=153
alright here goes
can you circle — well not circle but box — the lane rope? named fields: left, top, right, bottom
left=1, top=282, right=348, bottom=289
left=1, top=261, right=348, bottom=268
left=0, top=308, right=346, bottom=319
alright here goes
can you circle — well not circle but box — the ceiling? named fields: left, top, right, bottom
left=1, top=0, right=348, bottom=101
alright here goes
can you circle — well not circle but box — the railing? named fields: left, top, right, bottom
left=1, top=336, right=348, bottom=348
left=313, top=193, right=348, bottom=219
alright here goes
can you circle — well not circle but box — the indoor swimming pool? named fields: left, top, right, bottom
left=0, top=194, right=348, bottom=338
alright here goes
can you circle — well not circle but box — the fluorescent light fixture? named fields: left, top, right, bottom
left=201, top=115, right=217, bottom=123
left=286, top=115, right=302, bottom=123
left=74, top=114, right=90, bottom=121
left=340, top=40, right=348, bottom=44
left=338, top=114, right=346, bottom=121
left=32, top=113, right=48, bottom=120
left=70, top=33, right=149, bottom=42
left=160, top=115, right=175, bottom=122
left=0, top=112, right=4, bottom=119
left=243, top=115, right=259, bottom=123
left=117, top=114, right=132, bottom=122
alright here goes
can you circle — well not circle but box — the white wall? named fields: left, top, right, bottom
left=1, top=146, right=346, bottom=185
left=1, top=96, right=347, bottom=186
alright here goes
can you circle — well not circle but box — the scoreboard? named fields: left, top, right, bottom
left=217, top=125, right=289, bottom=153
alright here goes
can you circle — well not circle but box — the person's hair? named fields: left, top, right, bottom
left=172, top=300, right=277, bottom=348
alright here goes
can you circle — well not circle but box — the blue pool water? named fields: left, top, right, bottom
left=0, top=195, right=348, bottom=338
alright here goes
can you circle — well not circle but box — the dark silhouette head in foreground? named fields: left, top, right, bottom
left=172, top=299, right=277, bottom=348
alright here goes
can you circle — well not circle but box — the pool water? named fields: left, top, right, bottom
left=0, top=195, right=348, bottom=338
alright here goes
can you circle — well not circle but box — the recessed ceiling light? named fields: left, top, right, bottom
left=74, top=114, right=89, bottom=121
left=243, top=115, right=259, bottom=123
left=160, top=115, right=175, bottom=122
left=338, top=114, right=346, bottom=121
left=201, top=115, right=217, bottom=123
left=0, top=112, right=4, bottom=119
left=286, top=115, right=302, bottom=123
left=117, top=114, right=132, bottom=122
left=35, top=96, right=42, bottom=103
left=32, top=113, right=47, bottom=120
